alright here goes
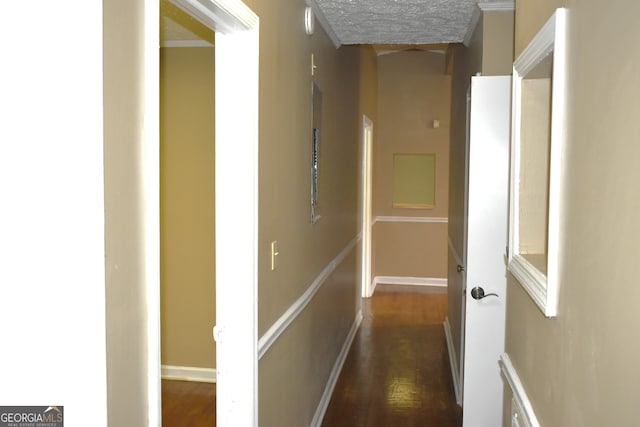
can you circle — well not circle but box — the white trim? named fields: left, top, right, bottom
left=258, top=236, right=360, bottom=359
left=306, top=0, right=341, bottom=48
left=214, top=22, right=260, bottom=427
left=161, top=40, right=214, bottom=48
left=443, top=318, right=462, bottom=405
left=373, top=276, right=447, bottom=289
left=499, top=353, right=541, bottom=427
left=361, top=116, right=374, bottom=298
left=508, top=8, right=566, bottom=318
left=478, top=1, right=515, bottom=12
left=374, top=216, right=448, bottom=224
left=162, top=365, right=217, bottom=383
left=170, top=0, right=258, bottom=33
left=311, top=310, right=363, bottom=427
left=144, top=0, right=161, bottom=424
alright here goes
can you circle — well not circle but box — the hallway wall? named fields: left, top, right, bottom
left=239, top=0, right=366, bottom=425
left=504, top=0, right=640, bottom=425
left=373, top=51, right=451, bottom=286
left=160, top=46, right=216, bottom=372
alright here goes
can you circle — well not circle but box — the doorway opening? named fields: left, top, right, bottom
left=159, top=6, right=217, bottom=424
left=149, top=0, right=260, bottom=425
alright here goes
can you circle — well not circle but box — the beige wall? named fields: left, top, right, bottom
left=160, top=47, right=216, bottom=370
left=374, top=51, right=451, bottom=281
left=482, top=11, right=515, bottom=76
left=103, top=0, right=150, bottom=424
left=239, top=0, right=362, bottom=425
left=505, top=0, right=640, bottom=425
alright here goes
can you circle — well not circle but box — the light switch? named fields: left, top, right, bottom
left=271, top=241, right=279, bottom=271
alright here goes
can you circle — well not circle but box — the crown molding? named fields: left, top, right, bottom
left=464, top=1, right=515, bottom=46
left=478, top=1, right=515, bottom=12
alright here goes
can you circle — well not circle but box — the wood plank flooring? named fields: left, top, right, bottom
left=162, top=379, right=216, bottom=427
left=161, top=285, right=460, bottom=427
left=321, top=285, right=462, bottom=427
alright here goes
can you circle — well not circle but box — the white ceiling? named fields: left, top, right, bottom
left=161, top=0, right=514, bottom=47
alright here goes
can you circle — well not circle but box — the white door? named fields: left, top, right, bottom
left=462, top=75, right=511, bottom=427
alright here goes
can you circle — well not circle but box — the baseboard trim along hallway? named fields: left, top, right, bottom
left=161, top=365, right=217, bottom=383
left=443, top=317, right=462, bottom=405
left=311, top=310, right=364, bottom=427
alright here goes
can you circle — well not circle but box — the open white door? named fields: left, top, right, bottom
left=461, top=75, right=511, bottom=426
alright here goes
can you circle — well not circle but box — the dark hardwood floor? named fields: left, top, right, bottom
left=162, top=379, right=216, bottom=427
left=161, top=285, right=460, bottom=427
left=321, top=285, right=462, bottom=427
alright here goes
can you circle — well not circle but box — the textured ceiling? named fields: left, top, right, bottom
left=314, top=0, right=477, bottom=45
left=161, top=0, right=513, bottom=48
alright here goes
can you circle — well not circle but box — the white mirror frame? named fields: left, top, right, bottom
left=508, top=8, right=567, bottom=317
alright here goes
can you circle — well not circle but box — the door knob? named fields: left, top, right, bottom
left=457, top=264, right=465, bottom=273
left=471, top=286, right=498, bottom=300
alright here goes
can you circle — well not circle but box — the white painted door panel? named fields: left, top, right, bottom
left=462, top=76, right=511, bottom=427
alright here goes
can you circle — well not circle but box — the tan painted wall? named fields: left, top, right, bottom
left=160, top=47, right=216, bottom=370
left=103, top=0, right=150, bottom=424
left=238, top=0, right=362, bottom=425
left=374, top=51, right=451, bottom=281
left=482, top=11, right=515, bottom=76
left=505, top=0, right=640, bottom=425
left=514, top=0, right=565, bottom=56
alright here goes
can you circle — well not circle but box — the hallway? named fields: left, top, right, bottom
left=321, top=285, right=462, bottom=426
left=161, top=285, right=461, bottom=426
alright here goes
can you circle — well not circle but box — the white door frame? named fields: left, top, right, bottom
left=150, top=0, right=260, bottom=425
left=360, top=115, right=374, bottom=298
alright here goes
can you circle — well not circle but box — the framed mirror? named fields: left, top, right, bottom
left=508, top=8, right=567, bottom=317
left=311, top=81, right=322, bottom=223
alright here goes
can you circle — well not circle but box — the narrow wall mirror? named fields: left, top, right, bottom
left=311, top=81, right=322, bottom=223
left=508, top=8, right=567, bottom=317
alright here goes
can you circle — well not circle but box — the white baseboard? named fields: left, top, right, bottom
left=443, top=317, right=462, bottom=405
left=161, top=365, right=217, bottom=383
left=373, top=275, right=447, bottom=290
left=499, top=353, right=540, bottom=427
left=373, top=215, right=448, bottom=224
left=311, top=310, right=363, bottom=427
